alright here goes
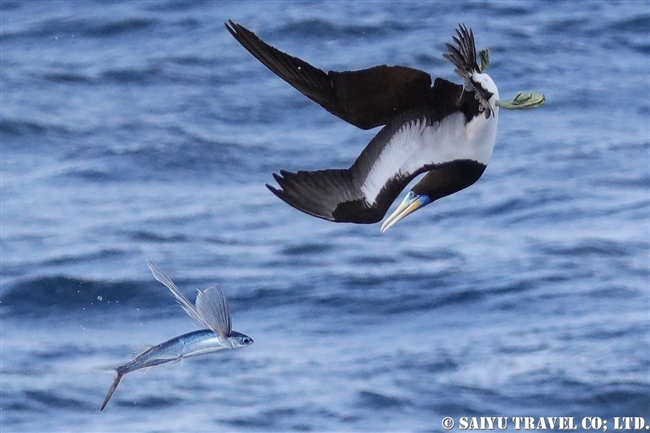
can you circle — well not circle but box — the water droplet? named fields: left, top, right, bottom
left=97, top=296, right=103, bottom=301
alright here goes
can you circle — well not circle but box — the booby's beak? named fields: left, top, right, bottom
left=380, top=192, right=432, bottom=232
left=496, top=91, right=546, bottom=109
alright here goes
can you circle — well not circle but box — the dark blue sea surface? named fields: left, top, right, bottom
left=2, top=1, right=649, bottom=431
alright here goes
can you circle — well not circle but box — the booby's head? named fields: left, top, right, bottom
left=380, top=159, right=488, bottom=232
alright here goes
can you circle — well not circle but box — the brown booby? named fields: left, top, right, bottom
left=226, top=21, right=544, bottom=231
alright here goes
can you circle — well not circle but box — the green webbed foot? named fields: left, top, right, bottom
left=496, top=91, right=546, bottom=109
left=479, top=48, right=490, bottom=72
left=478, top=46, right=544, bottom=110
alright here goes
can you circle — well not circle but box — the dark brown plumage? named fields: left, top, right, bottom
left=226, top=21, right=498, bottom=228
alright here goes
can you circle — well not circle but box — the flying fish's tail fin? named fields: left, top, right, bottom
left=100, top=369, right=126, bottom=411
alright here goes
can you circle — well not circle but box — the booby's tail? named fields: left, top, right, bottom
left=443, top=24, right=495, bottom=118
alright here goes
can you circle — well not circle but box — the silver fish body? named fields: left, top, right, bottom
left=101, top=329, right=253, bottom=411
left=100, top=262, right=254, bottom=411
left=121, top=329, right=252, bottom=373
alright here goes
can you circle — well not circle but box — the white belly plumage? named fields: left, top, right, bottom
left=360, top=108, right=499, bottom=205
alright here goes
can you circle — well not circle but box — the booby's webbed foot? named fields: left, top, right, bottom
left=496, top=91, right=546, bottom=109
left=479, top=48, right=490, bottom=72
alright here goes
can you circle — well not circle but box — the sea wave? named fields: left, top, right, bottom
left=1, top=276, right=166, bottom=318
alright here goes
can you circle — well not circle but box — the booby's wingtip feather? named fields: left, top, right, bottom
left=224, top=20, right=238, bottom=36
left=266, top=183, right=284, bottom=198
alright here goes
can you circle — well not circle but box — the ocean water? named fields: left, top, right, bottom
left=1, top=1, right=649, bottom=432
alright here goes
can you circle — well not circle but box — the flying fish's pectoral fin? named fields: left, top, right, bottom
left=195, top=286, right=232, bottom=338
left=147, top=261, right=213, bottom=330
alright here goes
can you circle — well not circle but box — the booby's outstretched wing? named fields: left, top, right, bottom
left=267, top=109, right=426, bottom=223
left=267, top=99, right=489, bottom=224
left=225, top=20, right=433, bottom=130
